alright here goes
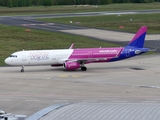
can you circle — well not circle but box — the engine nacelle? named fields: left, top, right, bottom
left=63, top=62, right=80, bottom=70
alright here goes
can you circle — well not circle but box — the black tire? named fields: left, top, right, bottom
left=21, top=69, right=24, bottom=72
left=81, top=67, right=87, bottom=71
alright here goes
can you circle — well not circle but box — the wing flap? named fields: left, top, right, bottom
left=66, top=56, right=117, bottom=63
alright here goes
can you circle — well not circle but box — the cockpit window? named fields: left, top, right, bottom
left=9, top=55, right=17, bottom=58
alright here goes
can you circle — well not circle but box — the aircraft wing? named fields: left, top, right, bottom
left=66, top=57, right=108, bottom=62
left=58, top=56, right=116, bottom=64
left=65, top=55, right=121, bottom=64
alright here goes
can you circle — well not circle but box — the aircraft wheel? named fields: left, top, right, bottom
left=81, top=66, right=87, bottom=71
left=21, top=65, right=24, bottom=72
left=21, top=69, right=24, bottom=72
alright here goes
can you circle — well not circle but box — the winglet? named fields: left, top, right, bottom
left=69, top=43, right=74, bottom=49
left=128, top=26, right=147, bottom=48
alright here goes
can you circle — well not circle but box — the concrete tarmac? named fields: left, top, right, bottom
left=0, top=55, right=160, bottom=116
left=0, top=10, right=160, bottom=117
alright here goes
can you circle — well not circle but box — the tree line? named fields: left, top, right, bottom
left=0, top=0, right=158, bottom=7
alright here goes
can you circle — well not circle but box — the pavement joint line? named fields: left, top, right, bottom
left=53, top=100, right=69, bottom=102
left=82, top=100, right=98, bottom=102
left=102, top=98, right=118, bottom=100
left=58, top=75, right=69, bottom=78
left=6, top=99, right=25, bottom=111
left=112, top=101, right=127, bottom=103
left=146, top=99, right=160, bottom=101
left=72, top=75, right=82, bottom=78
left=25, top=99, right=40, bottom=102
left=142, top=101, right=157, bottom=103
left=0, top=99, right=12, bottom=101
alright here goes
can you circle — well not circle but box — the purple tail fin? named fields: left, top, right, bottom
left=128, top=26, right=147, bottom=48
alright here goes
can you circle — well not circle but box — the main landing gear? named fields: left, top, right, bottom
left=81, top=66, right=87, bottom=71
left=21, top=65, right=24, bottom=72
left=80, top=61, right=87, bottom=71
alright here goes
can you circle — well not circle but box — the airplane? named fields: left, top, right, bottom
left=5, top=26, right=150, bottom=72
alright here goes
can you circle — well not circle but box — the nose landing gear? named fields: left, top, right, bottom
left=21, top=66, right=24, bottom=72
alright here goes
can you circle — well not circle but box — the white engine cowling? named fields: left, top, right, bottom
left=63, top=62, right=80, bottom=70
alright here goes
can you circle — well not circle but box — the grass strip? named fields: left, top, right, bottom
left=38, top=13, right=160, bottom=34
left=0, top=3, right=160, bottom=15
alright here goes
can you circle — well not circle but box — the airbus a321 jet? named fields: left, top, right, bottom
left=5, top=26, right=150, bottom=72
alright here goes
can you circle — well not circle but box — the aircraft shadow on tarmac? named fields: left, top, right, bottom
left=3, top=65, right=145, bottom=73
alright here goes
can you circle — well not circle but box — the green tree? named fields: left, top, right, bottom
left=12, top=0, right=18, bottom=7
left=125, top=0, right=130, bottom=2
left=7, top=0, right=13, bottom=7
left=52, top=0, right=58, bottom=5
left=43, top=0, right=53, bottom=6
left=22, top=0, right=26, bottom=6
left=0, top=0, right=3, bottom=6
left=1, top=0, right=7, bottom=6
left=18, top=0, right=22, bottom=6
left=26, top=0, right=32, bottom=6
left=67, top=0, right=76, bottom=5
left=100, top=0, right=112, bottom=4
left=132, top=0, right=154, bottom=3
left=112, top=0, right=120, bottom=3
left=39, top=0, right=44, bottom=5
left=91, top=0, right=99, bottom=5
left=149, top=0, right=154, bottom=2
left=32, top=0, right=40, bottom=5
left=75, top=0, right=81, bottom=4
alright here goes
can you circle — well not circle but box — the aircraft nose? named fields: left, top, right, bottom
left=5, top=58, right=10, bottom=65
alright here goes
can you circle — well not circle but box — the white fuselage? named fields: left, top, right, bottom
left=5, top=49, right=73, bottom=66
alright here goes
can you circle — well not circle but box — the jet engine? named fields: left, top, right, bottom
left=63, top=62, right=80, bottom=70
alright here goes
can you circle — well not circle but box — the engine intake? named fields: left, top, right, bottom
left=63, top=62, right=80, bottom=70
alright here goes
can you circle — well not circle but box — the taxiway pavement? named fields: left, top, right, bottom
left=0, top=10, right=160, bottom=116
left=0, top=55, right=160, bottom=116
